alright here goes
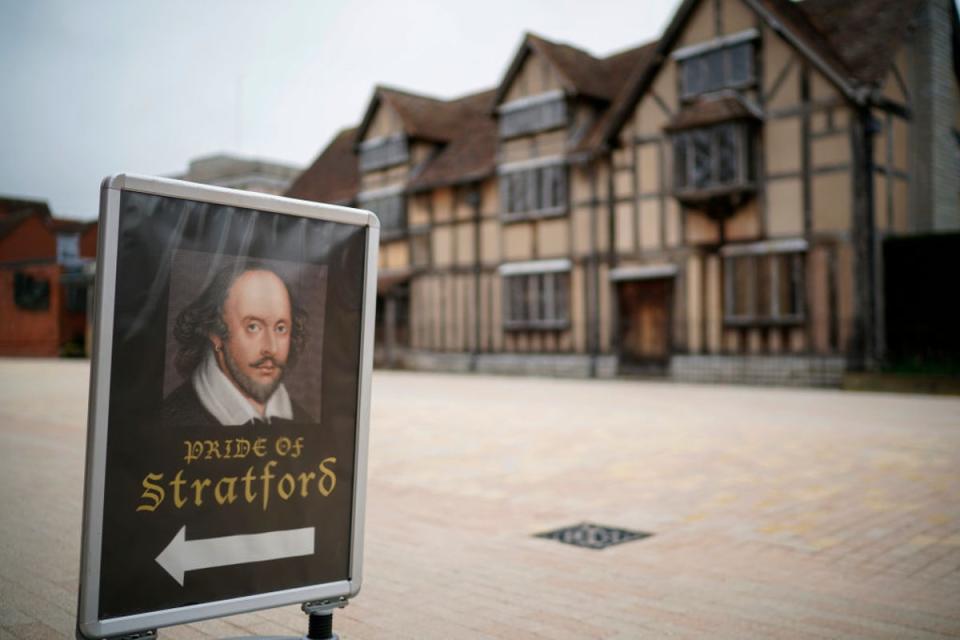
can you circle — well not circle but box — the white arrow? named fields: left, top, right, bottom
left=156, top=526, right=315, bottom=586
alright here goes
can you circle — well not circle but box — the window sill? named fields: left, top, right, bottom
left=680, top=81, right=758, bottom=104
left=359, top=159, right=409, bottom=173
left=504, top=320, right=570, bottom=332
left=498, top=123, right=567, bottom=140
left=500, top=207, right=568, bottom=224
left=675, top=184, right=756, bottom=213
left=724, top=316, right=805, bottom=328
left=675, top=183, right=755, bottom=201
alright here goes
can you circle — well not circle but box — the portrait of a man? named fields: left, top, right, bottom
left=162, top=260, right=315, bottom=426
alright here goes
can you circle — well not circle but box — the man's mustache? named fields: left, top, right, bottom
left=250, top=356, right=285, bottom=369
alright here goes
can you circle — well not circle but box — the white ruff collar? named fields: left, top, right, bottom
left=192, top=350, right=293, bottom=425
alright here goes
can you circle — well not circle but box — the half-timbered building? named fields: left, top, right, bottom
left=287, top=0, right=960, bottom=385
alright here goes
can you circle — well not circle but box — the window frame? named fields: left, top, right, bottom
left=409, top=227, right=431, bottom=269
left=358, top=187, right=407, bottom=236
left=358, top=134, right=409, bottom=172
left=722, top=242, right=806, bottom=327
left=497, top=90, right=569, bottom=139
left=13, top=271, right=51, bottom=311
left=499, top=260, right=571, bottom=331
left=498, top=157, right=568, bottom=222
left=675, top=30, right=758, bottom=101
left=672, top=121, right=754, bottom=195
left=56, top=232, right=81, bottom=266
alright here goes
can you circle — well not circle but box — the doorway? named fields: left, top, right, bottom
left=375, top=284, right=410, bottom=369
left=616, top=278, right=672, bottom=373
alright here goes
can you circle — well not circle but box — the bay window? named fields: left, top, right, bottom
left=673, top=121, right=754, bottom=194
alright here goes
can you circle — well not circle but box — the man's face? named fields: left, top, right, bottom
left=214, top=269, right=292, bottom=404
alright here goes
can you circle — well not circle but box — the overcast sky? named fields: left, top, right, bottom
left=1, top=1, right=675, bottom=220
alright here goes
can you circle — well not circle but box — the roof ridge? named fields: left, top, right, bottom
left=527, top=32, right=623, bottom=101
left=376, top=84, right=448, bottom=103
left=449, top=86, right=498, bottom=103
left=0, top=195, right=50, bottom=210
left=526, top=31, right=602, bottom=62
left=602, top=39, right=658, bottom=63
left=379, top=84, right=496, bottom=115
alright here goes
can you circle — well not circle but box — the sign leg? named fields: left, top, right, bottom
left=302, top=601, right=344, bottom=640
left=306, top=612, right=337, bottom=640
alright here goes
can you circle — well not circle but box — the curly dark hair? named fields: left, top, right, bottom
left=173, top=261, right=309, bottom=378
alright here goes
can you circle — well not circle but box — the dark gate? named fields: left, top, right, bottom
left=883, top=232, right=960, bottom=373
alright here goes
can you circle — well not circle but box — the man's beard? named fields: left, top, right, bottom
left=222, top=347, right=286, bottom=404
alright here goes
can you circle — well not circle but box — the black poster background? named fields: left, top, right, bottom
left=98, top=191, right=367, bottom=620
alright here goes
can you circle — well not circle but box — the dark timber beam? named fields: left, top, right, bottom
left=850, top=107, right=881, bottom=370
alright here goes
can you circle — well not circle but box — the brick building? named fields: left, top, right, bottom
left=0, top=196, right=97, bottom=356
left=288, top=0, right=960, bottom=385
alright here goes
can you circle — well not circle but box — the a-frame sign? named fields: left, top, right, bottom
left=77, top=175, right=378, bottom=638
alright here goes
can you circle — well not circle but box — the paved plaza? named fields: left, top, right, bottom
left=1, top=359, right=959, bottom=639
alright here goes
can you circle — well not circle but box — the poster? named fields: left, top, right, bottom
left=78, top=176, right=377, bottom=638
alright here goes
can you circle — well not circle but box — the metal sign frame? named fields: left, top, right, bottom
left=77, top=174, right=379, bottom=638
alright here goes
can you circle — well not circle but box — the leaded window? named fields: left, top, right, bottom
left=359, top=135, right=409, bottom=172
left=499, top=94, right=568, bottom=138
left=503, top=271, right=570, bottom=330
left=724, top=251, right=804, bottom=325
left=359, top=193, right=406, bottom=233
left=499, top=163, right=567, bottom=219
left=673, top=123, right=752, bottom=193
left=680, top=41, right=754, bottom=99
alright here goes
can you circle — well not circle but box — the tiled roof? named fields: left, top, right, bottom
left=293, top=0, right=938, bottom=205
left=792, top=0, right=926, bottom=86
left=0, top=195, right=50, bottom=219
left=526, top=34, right=614, bottom=101
left=408, top=38, right=659, bottom=188
left=601, top=41, right=659, bottom=96
left=0, top=196, right=90, bottom=240
left=573, top=40, right=660, bottom=155
left=285, top=127, right=359, bottom=205
left=748, top=0, right=934, bottom=93
left=753, top=0, right=855, bottom=90
left=664, top=93, right=763, bottom=131
left=364, top=86, right=483, bottom=144
left=0, top=207, right=90, bottom=243
left=497, top=33, right=655, bottom=106
left=409, top=89, right=498, bottom=191
left=597, top=0, right=934, bottom=152
left=0, top=210, right=33, bottom=241
left=294, top=33, right=660, bottom=201
left=46, top=218, right=88, bottom=234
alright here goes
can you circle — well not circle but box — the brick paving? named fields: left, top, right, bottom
left=1, top=359, right=959, bottom=639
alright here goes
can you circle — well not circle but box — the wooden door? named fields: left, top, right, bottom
left=617, top=279, right=672, bottom=363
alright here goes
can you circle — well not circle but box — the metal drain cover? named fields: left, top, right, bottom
left=535, top=522, right=652, bottom=550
